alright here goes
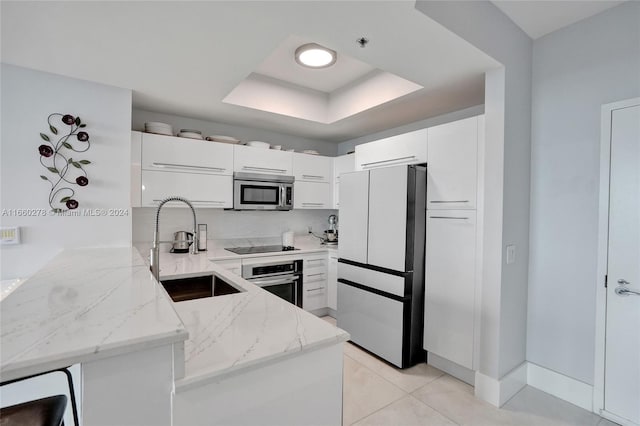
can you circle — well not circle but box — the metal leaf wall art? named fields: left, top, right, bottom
left=38, top=113, right=91, bottom=212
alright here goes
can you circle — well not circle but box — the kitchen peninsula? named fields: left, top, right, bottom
left=0, top=245, right=348, bottom=425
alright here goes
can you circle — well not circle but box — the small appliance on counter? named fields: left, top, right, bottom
left=324, top=214, right=338, bottom=245
left=282, top=230, right=295, bottom=250
left=170, top=231, right=194, bottom=253
left=197, top=224, right=207, bottom=252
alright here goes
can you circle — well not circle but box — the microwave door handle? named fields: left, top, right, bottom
left=279, top=185, right=285, bottom=208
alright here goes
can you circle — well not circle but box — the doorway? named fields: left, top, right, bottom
left=594, top=98, right=640, bottom=426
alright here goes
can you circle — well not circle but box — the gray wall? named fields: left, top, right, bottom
left=527, top=1, right=640, bottom=385
left=416, top=1, right=533, bottom=380
left=133, top=109, right=338, bottom=156
left=337, top=105, right=484, bottom=154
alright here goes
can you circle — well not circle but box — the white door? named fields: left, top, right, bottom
left=338, top=171, right=369, bottom=264
left=367, top=166, right=408, bottom=271
left=605, top=104, right=640, bottom=425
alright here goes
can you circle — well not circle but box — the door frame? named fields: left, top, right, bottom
left=593, top=97, right=640, bottom=422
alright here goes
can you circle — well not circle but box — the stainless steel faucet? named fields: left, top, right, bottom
left=150, top=196, right=198, bottom=282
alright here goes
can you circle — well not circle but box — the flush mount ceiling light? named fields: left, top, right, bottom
left=295, top=43, right=337, bottom=68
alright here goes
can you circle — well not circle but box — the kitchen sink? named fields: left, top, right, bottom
left=161, top=275, right=242, bottom=303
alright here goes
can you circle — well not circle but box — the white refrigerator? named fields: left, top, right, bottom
left=337, top=164, right=426, bottom=368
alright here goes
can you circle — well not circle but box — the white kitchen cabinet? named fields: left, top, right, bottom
left=294, top=181, right=331, bottom=209
left=141, top=133, right=233, bottom=175
left=332, top=154, right=355, bottom=209
left=424, top=210, right=477, bottom=369
left=131, top=131, right=142, bottom=208
left=338, top=171, right=369, bottom=264
left=293, top=153, right=332, bottom=183
left=426, top=116, right=482, bottom=210
left=141, top=170, right=232, bottom=208
left=355, top=128, right=427, bottom=171
left=327, top=252, right=338, bottom=312
left=234, top=145, right=293, bottom=176
left=303, top=254, right=328, bottom=312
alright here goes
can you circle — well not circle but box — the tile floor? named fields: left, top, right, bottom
left=321, top=316, right=615, bottom=426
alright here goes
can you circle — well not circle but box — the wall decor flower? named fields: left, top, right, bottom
left=38, top=113, right=91, bottom=212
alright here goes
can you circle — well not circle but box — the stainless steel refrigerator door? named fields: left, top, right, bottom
left=367, top=166, right=408, bottom=272
left=338, top=171, right=370, bottom=264
left=337, top=281, right=405, bottom=367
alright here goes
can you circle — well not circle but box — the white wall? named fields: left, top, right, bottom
left=528, top=2, right=640, bottom=385
left=416, top=1, right=533, bottom=383
left=0, top=64, right=133, bottom=280
left=132, top=207, right=336, bottom=245
left=337, top=105, right=484, bottom=154
left=132, top=109, right=338, bottom=156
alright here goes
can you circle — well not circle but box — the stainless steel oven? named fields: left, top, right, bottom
left=233, top=172, right=294, bottom=210
left=242, top=259, right=303, bottom=307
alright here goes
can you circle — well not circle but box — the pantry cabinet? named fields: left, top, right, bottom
left=234, top=145, right=293, bottom=175
left=293, top=153, right=332, bottom=183
left=426, top=116, right=483, bottom=210
left=141, top=171, right=232, bottom=208
left=424, top=210, right=477, bottom=369
left=355, top=128, right=427, bottom=171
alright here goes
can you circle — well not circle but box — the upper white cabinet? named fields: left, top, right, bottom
left=332, top=154, right=355, bottom=209
left=426, top=116, right=483, bottom=210
left=355, top=128, right=427, bottom=171
left=234, top=145, right=293, bottom=176
left=142, top=133, right=233, bottom=175
left=293, top=153, right=332, bottom=183
left=141, top=171, right=233, bottom=208
left=294, top=181, right=332, bottom=209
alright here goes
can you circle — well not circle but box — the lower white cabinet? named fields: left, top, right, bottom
left=424, top=210, right=477, bottom=369
left=303, top=254, right=328, bottom=312
left=294, top=181, right=332, bottom=209
left=327, top=252, right=338, bottom=311
left=141, top=170, right=232, bottom=208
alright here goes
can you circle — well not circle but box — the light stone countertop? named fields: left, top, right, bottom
left=0, top=247, right=188, bottom=382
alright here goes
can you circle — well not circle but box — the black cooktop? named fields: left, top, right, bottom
left=225, top=245, right=299, bottom=255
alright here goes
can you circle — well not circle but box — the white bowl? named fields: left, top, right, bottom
left=246, top=141, right=270, bottom=149
left=303, top=149, right=319, bottom=155
left=178, top=132, right=204, bottom=140
left=271, top=145, right=282, bottom=150
left=206, top=135, right=240, bottom=144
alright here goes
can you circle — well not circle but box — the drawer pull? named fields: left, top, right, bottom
left=307, top=273, right=325, bottom=277
left=430, top=200, right=469, bottom=204
left=306, top=287, right=324, bottom=292
left=429, top=216, right=469, bottom=220
left=242, top=166, right=287, bottom=173
left=302, top=174, right=324, bottom=179
left=152, top=162, right=226, bottom=172
left=302, top=203, right=324, bottom=206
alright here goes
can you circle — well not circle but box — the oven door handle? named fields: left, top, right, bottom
left=249, top=275, right=298, bottom=287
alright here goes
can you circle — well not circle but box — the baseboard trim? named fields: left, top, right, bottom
left=474, top=362, right=527, bottom=407
left=527, top=362, right=593, bottom=412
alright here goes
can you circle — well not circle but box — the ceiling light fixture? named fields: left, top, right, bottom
left=295, top=43, right=337, bottom=69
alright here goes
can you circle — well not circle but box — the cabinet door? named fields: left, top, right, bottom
left=338, top=171, right=369, bottom=264
left=333, top=154, right=355, bottom=209
left=294, top=181, right=332, bottom=209
left=427, top=116, right=479, bottom=209
left=327, top=254, right=338, bottom=311
left=131, top=131, right=142, bottom=208
left=293, top=153, right=332, bottom=183
left=141, top=170, right=232, bottom=208
left=367, top=166, right=407, bottom=272
left=424, top=210, right=477, bottom=369
left=141, top=133, right=233, bottom=175
left=355, top=128, right=427, bottom=171
left=233, top=145, right=293, bottom=175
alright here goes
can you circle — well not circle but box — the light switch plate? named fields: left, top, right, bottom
left=1, top=227, right=21, bottom=245
left=506, top=244, right=516, bottom=264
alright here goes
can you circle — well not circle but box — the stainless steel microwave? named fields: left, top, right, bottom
left=233, top=172, right=294, bottom=210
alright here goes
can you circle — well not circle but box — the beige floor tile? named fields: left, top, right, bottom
left=353, top=394, right=459, bottom=426
left=413, top=372, right=474, bottom=396
left=344, top=342, right=445, bottom=393
left=343, top=355, right=406, bottom=426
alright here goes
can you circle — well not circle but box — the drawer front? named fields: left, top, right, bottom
left=337, top=282, right=405, bottom=367
left=338, top=262, right=406, bottom=297
left=303, top=256, right=328, bottom=271
left=141, top=170, right=232, bottom=208
left=303, top=281, right=327, bottom=311
left=304, top=271, right=327, bottom=285
left=233, top=145, right=293, bottom=175
left=142, top=133, right=233, bottom=175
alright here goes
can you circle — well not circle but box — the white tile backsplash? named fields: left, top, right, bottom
left=132, top=208, right=337, bottom=243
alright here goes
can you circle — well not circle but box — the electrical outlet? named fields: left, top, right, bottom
left=1, top=227, right=21, bottom=245
left=506, top=245, right=516, bottom=265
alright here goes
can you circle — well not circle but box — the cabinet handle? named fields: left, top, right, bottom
left=429, top=200, right=469, bottom=204
left=429, top=216, right=469, bottom=220
left=362, top=156, right=416, bottom=167
left=242, top=166, right=287, bottom=173
left=302, top=174, right=324, bottom=179
left=302, top=203, right=324, bottom=206
left=306, top=287, right=324, bottom=292
left=152, top=162, right=226, bottom=172
left=307, top=259, right=325, bottom=263
left=153, top=199, right=226, bottom=205
left=307, top=273, right=325, bottom=277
